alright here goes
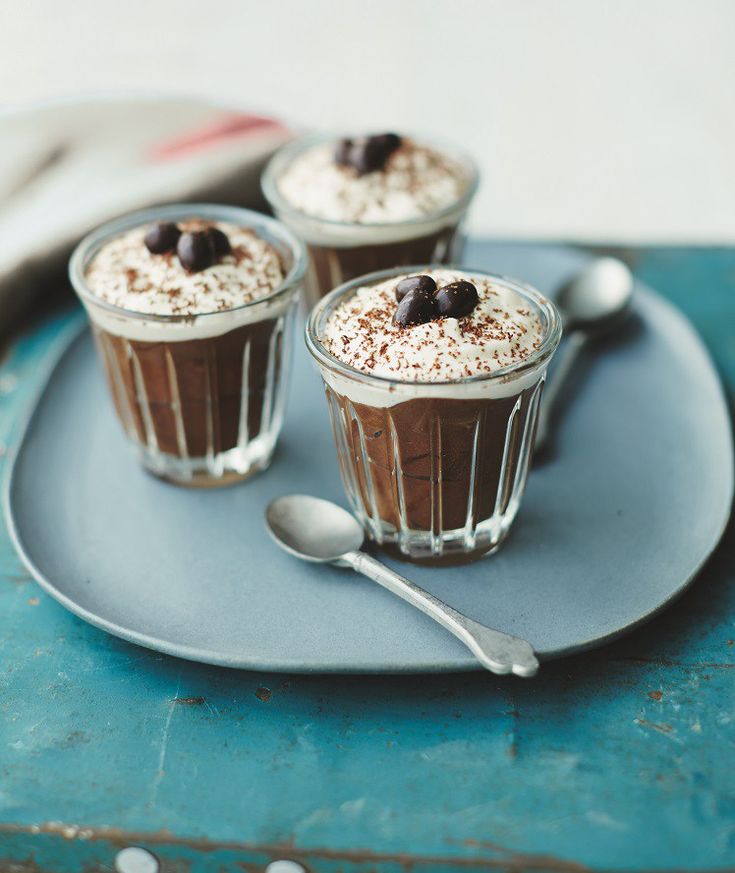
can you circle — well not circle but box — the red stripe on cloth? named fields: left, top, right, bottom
left=149, top=113, right=288, bottom=161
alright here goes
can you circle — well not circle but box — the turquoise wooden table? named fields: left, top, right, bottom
left=0, top=244, right=733, bottom=873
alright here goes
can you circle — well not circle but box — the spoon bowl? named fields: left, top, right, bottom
left=557, top=256, right=634, bottom=330
left=266, top=494, right=364, bottom=562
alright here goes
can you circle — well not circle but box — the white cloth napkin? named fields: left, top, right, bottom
left=0, top=95, right=291, bottom=332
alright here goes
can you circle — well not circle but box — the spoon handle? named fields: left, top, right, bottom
left=342, top=551, right=538, bottom=677
left=534, top=329, right=587, bottom=454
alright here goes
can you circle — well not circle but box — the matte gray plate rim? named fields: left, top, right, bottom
left=3, top=282, right=733, bottom=675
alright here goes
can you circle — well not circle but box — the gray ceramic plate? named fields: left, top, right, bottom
left=4, top=244, right=733, bottom=673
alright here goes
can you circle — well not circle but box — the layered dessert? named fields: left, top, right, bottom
left=70, top=205, right=305, bottom=486
left=307, top=267, right=561, bottom=563
left=262, top=133, right=478, bottom=307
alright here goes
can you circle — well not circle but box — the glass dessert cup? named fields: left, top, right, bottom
left=306, top=267, right=562, bottom=564
left=70, top=204, right=306, bottom=487
left=262, top=134, right=479, bottom=309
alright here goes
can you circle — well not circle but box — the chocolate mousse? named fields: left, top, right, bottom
left=73, top=207, right=305, bottom=486
left=262, top=134, right=478, bottom=307
left=307, top=268, right=561, bottom=563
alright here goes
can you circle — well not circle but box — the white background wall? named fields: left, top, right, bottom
left=2, top=0, right=734, bottom=242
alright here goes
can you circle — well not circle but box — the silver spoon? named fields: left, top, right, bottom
left=535, top=257, right=634, bottom=453
left=266, top=494, right=539, bottom=678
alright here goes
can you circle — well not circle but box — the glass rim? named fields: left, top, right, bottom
left=261, top=132, right=480, bottom=232
left=305, top=265, right=563, bottom=390
left=68, top=202, right=308, bottom=323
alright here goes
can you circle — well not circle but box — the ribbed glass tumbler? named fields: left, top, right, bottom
left=70, top=204, right=306, bottom=487
left=306, top=268, right=562, bottom=563
left=262, top=134, right=479, bottom=308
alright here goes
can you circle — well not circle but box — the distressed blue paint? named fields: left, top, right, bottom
left=0, top=245, right=733, bottom=872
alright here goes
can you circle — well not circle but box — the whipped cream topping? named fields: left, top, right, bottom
left=277, top=139, right=469, bottom=224
left=322, top=269, right=544, bottom=383
left=85, top=220, right=285, bottom=316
